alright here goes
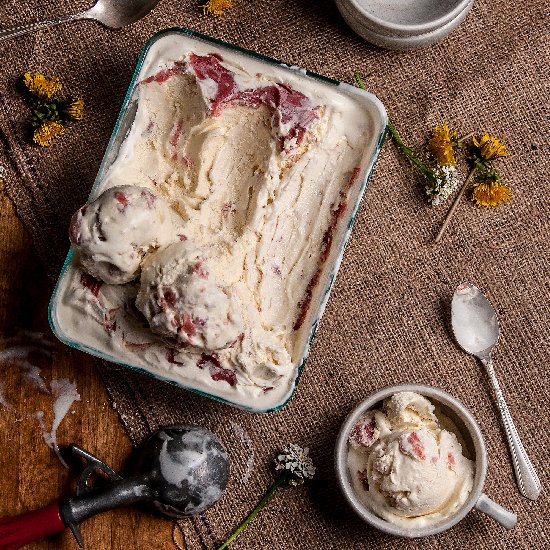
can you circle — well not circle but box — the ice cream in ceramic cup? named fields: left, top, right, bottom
left=335, top=384, right=517, bottom=537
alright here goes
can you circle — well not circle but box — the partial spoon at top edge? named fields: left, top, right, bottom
left=451, top=282, right=541, bottom=500
left=0, top=0, right=160, bottom=43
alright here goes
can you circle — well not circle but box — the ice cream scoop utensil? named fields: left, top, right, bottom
left=451, top=283, right=541, bottom=501
left=0, top=0, right=160, bottom=43
left=0, top=425, right=229, bottom=549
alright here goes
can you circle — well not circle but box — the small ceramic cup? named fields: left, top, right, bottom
left=335, top=383, right=517, bottom=537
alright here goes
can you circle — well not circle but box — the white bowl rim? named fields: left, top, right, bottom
left=343, top=0, right=472, bottom=36
left=334, top=383, right=487, bottom=538
left=338, top=2, right=473, bottom=51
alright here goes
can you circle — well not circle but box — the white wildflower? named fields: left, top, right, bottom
left=274, top=443, right=316, bottom=486
left=426, top=165, right=460, bottom=206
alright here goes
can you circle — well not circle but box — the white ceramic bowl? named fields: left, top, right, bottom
left=336, top=0, right=473, bottom=50
left=334, top=384, right=517, bottom=537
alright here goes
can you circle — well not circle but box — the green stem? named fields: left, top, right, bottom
left=355, top=73, right=428, bottom=173
left=386, top=119, right=429, bottom=172
left=216, top=472, right=289, bottom=550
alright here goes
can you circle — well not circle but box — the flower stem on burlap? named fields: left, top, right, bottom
left=434, top=167, right=477, bottom=242
left=217, top=472, right=287, bottom=550
left=216, top=444, right=315, bottom=549
left=355, top=74, right=461, bottom=206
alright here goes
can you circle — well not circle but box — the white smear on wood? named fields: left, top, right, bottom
left=21, top=364, right=49, bottom=394
left=0, top=345, right=50, bottom=360
left=1, top=331, right=53, bottom=348
left=42, top=379, right=81, bottom=467
left=0, top=332, right=80, bottom=467
left=0, top=337, right=52, bottom=394
left=0, top=380, right=11, bottom=409
left=230, top=421, right=254, bottom=483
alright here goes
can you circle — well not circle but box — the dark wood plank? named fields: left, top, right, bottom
left=0, top=190, right=176, bottom=548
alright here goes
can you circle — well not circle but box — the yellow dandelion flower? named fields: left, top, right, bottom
left=472, top=133, right=507, bottom=161
left=201, top=0, right=232, bottom=15
left=23, top=73, right=62, bottom=99
left=33, top=121, right=65, bottom=147
left=427, top=121, right=457, bottom=166
left=64, top=97, right=85, bottom=120
left=472, top=180, right=512, bottom=207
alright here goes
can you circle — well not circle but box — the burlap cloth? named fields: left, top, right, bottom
left=0, top=0, right=548, bottom=548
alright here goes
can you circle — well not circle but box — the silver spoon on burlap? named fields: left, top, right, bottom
left=0, top=0, right=160, bottom=43
left=451, top=282, right=541, bottom=501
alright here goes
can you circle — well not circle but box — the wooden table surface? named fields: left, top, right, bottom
left=0, top=189, right=179, bottom=548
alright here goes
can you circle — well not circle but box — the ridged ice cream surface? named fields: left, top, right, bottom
left=347, top=392, right=474, bottom=526
left=52, top=33, right=383, bottom=410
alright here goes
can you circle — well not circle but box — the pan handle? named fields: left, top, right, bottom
left=0, top=501, right=66, bottom=550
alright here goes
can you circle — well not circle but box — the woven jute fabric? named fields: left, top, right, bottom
left=0, top=0, right=548, bottom=548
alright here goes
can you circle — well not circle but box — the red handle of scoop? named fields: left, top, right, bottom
left=0, top=502, right=66, bottom=549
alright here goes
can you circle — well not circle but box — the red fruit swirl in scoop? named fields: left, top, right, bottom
left=349, top=415, right=378, bottom=448
left=198, top=353, right=237, bottom=386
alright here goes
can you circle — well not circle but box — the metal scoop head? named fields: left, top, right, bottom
left=132, top=424, right=230, bottom=517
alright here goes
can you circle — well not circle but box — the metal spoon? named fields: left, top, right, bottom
left=0, top=0, right=160, bottom=43
left=0, top=425, right=230, bottom=549
left=451, top=282, right=541, bottom=500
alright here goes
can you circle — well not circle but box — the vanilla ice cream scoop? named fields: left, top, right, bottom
left=69, top=185, right=182, bottom=284
left=136, top=241, right=244, bottom=352
left=347, top=392, right=474, bottom=526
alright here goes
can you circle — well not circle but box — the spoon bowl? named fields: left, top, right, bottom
left=85, top=0, right=162, bottom=29
left=451, top=282, right=499, bottom=358
left=451, top=282, right=541, bottom=501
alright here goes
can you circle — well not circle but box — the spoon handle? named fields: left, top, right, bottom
left=483, top=358, right=542, bottom=500
left=0, top=13, right=85, bottom=43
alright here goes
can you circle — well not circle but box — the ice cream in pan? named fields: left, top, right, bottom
left=50, top=31, right=386, bottom=411
left=347, top=392, right=474, bottom=526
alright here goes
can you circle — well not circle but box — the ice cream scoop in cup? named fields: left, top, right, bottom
left=335, top=384, right=517, bottom=538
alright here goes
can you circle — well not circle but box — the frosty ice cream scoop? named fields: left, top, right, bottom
left=0, top=425, right=229, bottom=549
left=335, top=384, right=517, bottom=537
left=136, top=241, right=244, bottom=351
left=69, top=185, right=182, bottom=284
